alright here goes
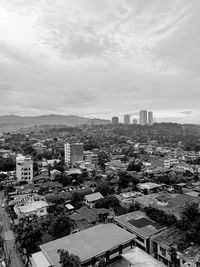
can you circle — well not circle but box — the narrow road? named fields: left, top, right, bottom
left=0, top=191, right=24, bottom=267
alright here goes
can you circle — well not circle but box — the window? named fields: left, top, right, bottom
left=160, top=246, right=166, bottom=257
left=137, top=236, right=144, bottom=243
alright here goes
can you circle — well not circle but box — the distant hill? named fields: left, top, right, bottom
left=0, top=114, right=110, bottom=130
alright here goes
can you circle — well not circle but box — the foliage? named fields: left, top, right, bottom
left=145, top=206, right=177, bottom=226
left=15, top=218, right=43, bottom=254
left=48, top=214, right=71, bottom=239
left=127, top=161, right=143, bottom=172
left=118, top=171, right=131, bottom=189
left=95, top=195, right=120, bottom=210
left=95, top=183, right=113, bottom=197
left=71, top=192, right=83, bottom=209
left=57, top=249, right=81, bottom=267
left=178, top=202, right=200, bottom=244
left=129, top=202, right=141, bottom=212
left=0, top=157, right=15, bottom=172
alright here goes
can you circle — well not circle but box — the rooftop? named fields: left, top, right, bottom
left=85, top=192, right=103, bottom=202
left=137, top=182, right=165, bottom=190
left=18, top=200, right=48, bottom=214
left=40, top=223, right=136, bottom=266
left=31, top=251, right=51, bottom=267
left=114, top=210, right=166, bottom=239
left=122, top=247, right=166, bottom=267
left=153, top=226, right=185, bottom=248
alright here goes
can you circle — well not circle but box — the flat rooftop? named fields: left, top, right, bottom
left=40, top=223, right=136, bottom=266
left=114, top=211, right=166, bottom=239
left=137, top=182, right=165, bottom=190
left=122, top=247, right=166, bottom=267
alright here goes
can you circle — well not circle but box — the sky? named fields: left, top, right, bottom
left=0, top=0, right=199, bottom=123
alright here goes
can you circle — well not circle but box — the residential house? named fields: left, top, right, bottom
left=84, top=192, right=103, bottom=208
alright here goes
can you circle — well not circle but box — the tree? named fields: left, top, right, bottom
left=15, top=221, right=43, bottom=254
left=48, top=214, right=71, bottom=239
left=178, top=202, right=200, bottom=231
left=95, top=183, right=113, bottom=197
left=57, top=249, right=81, bottom=267
left=95, top=195, right=120, bottom=210
left=127, top=161, right=143, bottom=172
left=118, top=171, right=131, bottom=189
left=71, top=192, right=83, bottom=209
left=145, top=206, right=177, bottom=226
left=129, top=202, right=141, bottom=212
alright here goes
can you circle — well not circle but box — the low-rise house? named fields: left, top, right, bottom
left=164, top=158, right=179, bottom=168
left=152, top=226, right=200, bottom=267
left=50, top=169, right=61, bottom=180
left=137, top=183, right=166, bottom=194
left=14, top=200, right=49, bottom=218
left=114, top=211, right=166, bottom=254
left=84, top=192, right=103, bottom=208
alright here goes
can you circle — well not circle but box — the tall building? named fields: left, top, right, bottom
left=139, top=110, right=148, bottom=125
left=64, top=142, right=84, bottom=163
left=112, top=116, right=119, bottom=125
left=124, top=115, right=130, bottom=125
left=133, top=118, right=137, bottom=124
left=148, top=111, right=154, bottom=125
left=16, top=154, right=33, bottom=183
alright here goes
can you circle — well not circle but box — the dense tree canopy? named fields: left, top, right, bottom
left=57, top=249, right=81, bottom=267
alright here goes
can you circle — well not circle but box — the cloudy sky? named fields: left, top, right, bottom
left=0, top=0, right=199, bottom=123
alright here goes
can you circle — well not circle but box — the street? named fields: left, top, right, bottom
left=0, top=191, right=24, bottom=267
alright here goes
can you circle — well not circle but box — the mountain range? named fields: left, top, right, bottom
left=0, top=114, right=110, bottom=130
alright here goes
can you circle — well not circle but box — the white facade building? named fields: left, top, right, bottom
left=16, top=154, right=33, bottom=183
left=148, top=111, right=154, bottom=125
left=64, top=142, right=84, bottom=163
left=139, top=110, right=148, bottom=125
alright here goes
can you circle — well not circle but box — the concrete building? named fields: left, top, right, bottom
left=84, top=151, right=98, bottom=166
left=152, top=226, right=200, bottom=267
left=32, top=224, right=136, bottom=267
left=133, top=118, right=137, bottom=124
left=16, top=154, right=33, bottom=183
left=124, top=115, right=130, bottom=125
left=64, top=142, right=84, bottom=163
left=112, top=116, right=119, bottom=125
left=148, top=111, right=154, bottom=125
left=114, top=211, right=166, bottom=254
left=14, top=200, right=49, bottom=218
left=84, top=192, right=103, bottom=208
left=139, top=110, right=148, bottom=125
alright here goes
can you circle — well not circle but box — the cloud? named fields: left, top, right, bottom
left=0, top=0, right=199, bottom=123
left=181, top=111, right=192, bottom=115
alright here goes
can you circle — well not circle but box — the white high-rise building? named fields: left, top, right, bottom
left=124, top=115, right=130, bottom=125
left=139, top=110, right=148, bottom=125
left=64, top=142, right=84, bottom=163
left=16, top=154, right=33, bottom=183
left=148, top=111, right=154, bottom=125
left=112, top=116, right=119, bottom=125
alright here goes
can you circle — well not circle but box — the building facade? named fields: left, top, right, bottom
left=64, top=142, right=84, bottom=163
left=148, top=111, right=154, bottom=125
left=124, top=115, right=130, bottom=125
left=112, top=116, right=119, bottom=125
left=16, top=154, right=33, bottom=183
left=139, top=110, right=148, bottom=125
left=133, top=119, right=137, bottom=124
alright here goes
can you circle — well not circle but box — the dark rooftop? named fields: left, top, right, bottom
left=129, top=217, right=163, bottom=230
